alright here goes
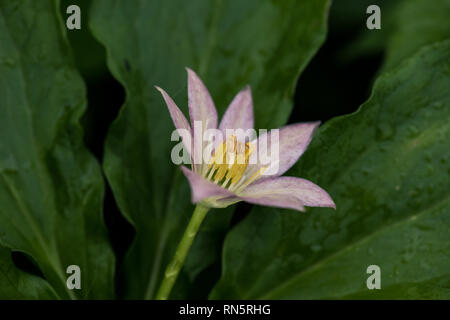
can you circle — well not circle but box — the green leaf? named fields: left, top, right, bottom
left=0, top=0, right=114, bottom=299
left=382, top=0, right=450, bottom=71
left=211, top=41, right=450, bottom=299
left=0, top=246, right=57, bottom=299
left=90, top=0, right=330, bottom=298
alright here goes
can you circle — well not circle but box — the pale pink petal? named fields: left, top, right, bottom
left=238, top=176, right=335, bottom=211
left=214, top=196, right=242, bottom=208
left=180, top=166, right=234, bottom=203
left=248, top=122, right=320, bottom=179
left=275, top=122, right=319, bottom=175
left=186, top=68, right=218, bottom=130
left=156, top=86, right=192, bottom=154
left=186, top=68, right=218, bottom=171
left=219, top=85, right=254, bottom=135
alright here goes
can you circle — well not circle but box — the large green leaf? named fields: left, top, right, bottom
left=0, top=246, right=57, bottom=299
left=211, top=41, right=450, bottom=299
left=382, top=0, right=450, bottom=71
left=90, top=0, right=330, bottom=298
left=0, top=0, right=114, bottom=299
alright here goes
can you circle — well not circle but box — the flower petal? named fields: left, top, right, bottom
left=248, top=122, right=320, bottom=178
left=238, top=176, right=335, bottom=211
left=186, top=67, right=218, bottom=130
left=180, top=166, right=234, bottom=203
left=156, top=86, right=192, bottom=154
left=276, top=122, right=319, bottom=175
left=219, top=85, right=254, bottom=134
left=212, top=196, right=242, bottom=208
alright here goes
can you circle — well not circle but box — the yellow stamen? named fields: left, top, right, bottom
left=232, top=166, right=268, bottom=192
left=206, top=135, right=256, bottom=190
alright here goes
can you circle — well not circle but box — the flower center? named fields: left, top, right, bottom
left=204, top=135, right=266, bottom=192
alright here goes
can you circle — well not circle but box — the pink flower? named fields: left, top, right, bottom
left=156, top=68, right=335, bottom=212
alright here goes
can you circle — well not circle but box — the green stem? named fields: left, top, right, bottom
left=155, top=204, right=210, bottom=300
